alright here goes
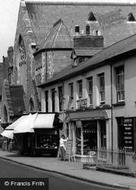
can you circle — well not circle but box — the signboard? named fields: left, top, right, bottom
left=77, top=99, right=87, bottom=109
left=123, top=118, right=134, bottom=151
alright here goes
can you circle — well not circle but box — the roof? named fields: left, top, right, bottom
left=40, top=19, right=73, bottom=50
left=39, top=33, right=136, bottom=87
left=25, top=1, right=136, bottom=47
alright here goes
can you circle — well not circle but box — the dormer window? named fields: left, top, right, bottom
left=128, top=13, right=136, bottom=22
left=88, top=12, right=97, bottom=21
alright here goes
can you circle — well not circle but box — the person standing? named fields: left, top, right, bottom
left=59, top=135, right=68, bottom=161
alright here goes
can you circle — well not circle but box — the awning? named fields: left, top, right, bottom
left=14, top=113, right=37, bottom=134
left=6, top=115, right=27, bottom=130
left=1, top=130, right=14, bottom=139
left=33, top=114, right=55, bottom=129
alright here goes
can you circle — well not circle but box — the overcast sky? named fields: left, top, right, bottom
left=0, top=0, right=135, bottom=62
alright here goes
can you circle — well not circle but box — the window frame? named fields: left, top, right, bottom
left=77, top=80, right=83, bottom=99
left=115, top=65, right=125, bottom=103
left=98, top=73, right=105, bottom=104
left=87, top=76, right=93, bottom=105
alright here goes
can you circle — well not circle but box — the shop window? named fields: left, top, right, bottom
left=58, top=86, right=64, bottom=111
left=83, top=121, right=97, bottom=154
left=36, top=132, right=59, bottom=149
left=76, top=125, right=81, bottom=154
left=77, top=80, right=83, bottom=99
left=51, top=88, right=55, bottom=112
left=100, top=120, right=106, bottom=148
left=45, top=91, right=48, bottom=112
left=98, top=73, right=105, bottom=104
left=115, top=65, right=125, bottom=103
left=87, top=76, right=93, bottom=105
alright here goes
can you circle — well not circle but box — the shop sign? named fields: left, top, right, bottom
left=77, top=98, right=87, bottom=109
left=123, top=118, right=134, bottom=151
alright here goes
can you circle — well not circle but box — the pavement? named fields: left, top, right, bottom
left=0, top=150, right=136, bottom=190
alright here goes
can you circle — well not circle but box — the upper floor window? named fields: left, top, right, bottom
left=115, top=65, right=125, bottom=102
left=98, top=73, right=105, bottom=104
left=69, top=83, right=74, bottom=100
left=58, top=86, right=64, bottom=111
left=87, top=77, right=93, bottom=105
left=45, top=91, right=48, bottom=112
left=51, top=88, right=55, bottom=112
left=77, top=80, right=83, bottom=99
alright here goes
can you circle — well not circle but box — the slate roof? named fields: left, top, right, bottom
left=39, top=33, right=136, bottom=87
left=25, top=1, right=136, bottom=47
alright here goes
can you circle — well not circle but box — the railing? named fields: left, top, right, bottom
left=69, top=148, right=135, bottom=172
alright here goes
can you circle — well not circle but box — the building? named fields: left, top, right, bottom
left=2, top=0, right=136, bottom=148
left=38, top=32, right=136, bottom=157
left=3, top=0, right=136, bottom=120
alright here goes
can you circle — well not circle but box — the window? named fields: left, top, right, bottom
left=69, top=83, right=74, bottom=100
left=51, top=88, right=55, bottom=112
left=45, top=91, right=48, bottom=112
left=98, top=73, right=105, bottom=104
left=77, top=80, right=83, bottom=99
left=87, top=77, right=93, bottom=105
left=88, top=12, right=97, bottom=21
left=58, top=86, right=64, bottom=111
left=86, top=24, right=90, bottom=35
left=128, top=13, right=136, bottom=22
left=100, top=120, right=106, bottom=148
left=115, top=66, right=125, bottom=102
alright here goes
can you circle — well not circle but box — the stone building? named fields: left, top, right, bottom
left=2, top=0, right=136, bottom=127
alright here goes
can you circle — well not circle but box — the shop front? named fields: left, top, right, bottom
left=117, top=117, right=136, bottom=152
left=2, top=113, right=61, bottom=156
left=66, top=109, right=109, bottom=159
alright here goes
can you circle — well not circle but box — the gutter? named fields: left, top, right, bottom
left=38, top=48, right=136, bottom=88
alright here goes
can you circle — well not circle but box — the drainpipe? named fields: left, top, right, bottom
left=110, top=64, right=113, bottom=152
left=45, top=51, right=48, bottom=81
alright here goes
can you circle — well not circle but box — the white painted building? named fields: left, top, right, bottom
left=39, top=33, right=136, bottom=156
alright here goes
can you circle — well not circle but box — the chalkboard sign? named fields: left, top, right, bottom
left=65, top=140, right=73, bottom=161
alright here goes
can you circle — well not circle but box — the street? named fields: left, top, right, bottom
left=0, top=158, right=127, bottom=190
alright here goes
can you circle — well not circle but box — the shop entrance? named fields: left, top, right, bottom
left=82, top=120, right=97, bottom=154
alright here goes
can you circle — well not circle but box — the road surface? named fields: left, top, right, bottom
left=0, top=158, right=127, bottom=190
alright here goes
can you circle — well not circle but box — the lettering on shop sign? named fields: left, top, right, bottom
left=123, top=118, right=134, bottom=150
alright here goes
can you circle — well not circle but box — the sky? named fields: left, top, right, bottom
left=0, top=0, right=136, bottom=62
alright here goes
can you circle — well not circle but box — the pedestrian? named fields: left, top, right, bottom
left=59, top=135, right=68, bottom=161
